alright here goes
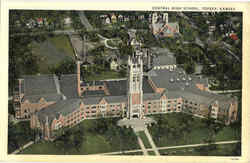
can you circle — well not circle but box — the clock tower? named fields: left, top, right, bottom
left=127, top=41, right=144, bottom=119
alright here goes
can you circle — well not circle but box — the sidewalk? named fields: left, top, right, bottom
left=11, top=141, right=34, bottom=154
left=144, top=128, right=160, bottom=156
left=92, top=140, right=240, bottom=155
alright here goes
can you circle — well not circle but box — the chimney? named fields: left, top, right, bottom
left=77, top=61, right=81, bottom=97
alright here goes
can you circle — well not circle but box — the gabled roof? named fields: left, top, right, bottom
left=37, top=98, right=82, bottom=124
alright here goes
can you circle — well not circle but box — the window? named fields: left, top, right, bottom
left=99, top=86, right=102, bottom=90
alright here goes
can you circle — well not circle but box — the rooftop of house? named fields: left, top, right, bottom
left=152, top=22, right=179, bottom=37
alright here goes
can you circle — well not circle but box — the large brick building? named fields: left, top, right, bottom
left=13, top=43, right=238, bottom=140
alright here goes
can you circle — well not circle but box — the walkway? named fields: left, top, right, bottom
left=11, top=141, right=34, bottom=154
left=144, top=128, right=160, bottom=155
left=97, top=34, right=118, bottom=50
left=92, top=140, right=240, bottom=155
left=136, top=131, right=148, bottom=155
left=118, top=117, right=157, bottom=155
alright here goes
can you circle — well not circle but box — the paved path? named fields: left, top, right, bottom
left=136, top=133, right=148, bottom=155
left=97, top=34, right=118, bottom=50
left=144, top=128, right=160, bottom=156
left=93, top=140, right=240, bottom=155
left=11, top=141, right=34, bottom=154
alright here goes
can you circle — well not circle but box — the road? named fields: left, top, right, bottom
left=92, top=140, right=240, bottom=155
left=78, top=11, right=94, bottom=31
left=10, top=29, right=81, bottom=37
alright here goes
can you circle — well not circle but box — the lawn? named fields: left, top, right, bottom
left=8, top=121, right=34, bottom=153
left=148, top=113, right=240, bottom=148
left=137, top=131, right=151, bottom=149
left=31, top=35, right=75, bottom=73
left=159, top=143, right=241, bottom=156
left=148, top=151, right=156, bottom=155
left=47, top=35, right=75, bottom=58
left=20, top=118, right=139, bottom=155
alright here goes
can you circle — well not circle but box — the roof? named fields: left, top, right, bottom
left=148, top=67, right=233, bottom=108
left=21, top=74, right=61, bottom=103
left=22, top=75, right=58, bottom=96
left=37, top=98, right=82, bottom=124
left=22, top=94, right=62, bottom=103
left=104, top=78, right=154, bottom=96
left=153, top=22, right=179, bottom=37
left=59, top=74, right=79, bottom=99
left=81, top=80, right=104, bottom=87
left=143, top=93, right=163, bottom=101
left=82, top=90, right=106, bottom=97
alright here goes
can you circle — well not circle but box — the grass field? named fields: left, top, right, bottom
left=148, top=151, right=156, bottom=155
left=8, top=121, right=34, bottom=154
left=20, top=118, right=139, bottom=155
left=31, top=35, right=75, bottom=73
left=159, top=143, right=241, bottom=156
left=48, top=35, right=75, bottom=58
left=148, top=113, right=239, bottom=148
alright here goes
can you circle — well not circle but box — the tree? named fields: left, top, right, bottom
left=49, top=58, right=76, bottom=77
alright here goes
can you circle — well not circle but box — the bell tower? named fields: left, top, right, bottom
left=127, top=41, right=144, bottom=119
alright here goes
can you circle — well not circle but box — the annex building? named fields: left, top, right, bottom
left=13, top=43, right=238, bottom=140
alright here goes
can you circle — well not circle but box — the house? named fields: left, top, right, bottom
left=110, top=59, right=119, bottom=71
left=105, top=17, right=111, bottom=24
left=118, top=14, right=124, bottom=22
left=111, top=13, right=117, bottom=23
left=64, top=17, right=72, bottom=27
left=37, top=18, right=43, bottom=27
left=151, top=12, right=180, bottom=37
